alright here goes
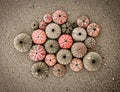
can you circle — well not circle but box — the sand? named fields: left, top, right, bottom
left=0, top=0, right=120, bottom=92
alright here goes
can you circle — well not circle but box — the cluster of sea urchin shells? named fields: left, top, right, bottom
left=14, top=10, right=103, bottom=79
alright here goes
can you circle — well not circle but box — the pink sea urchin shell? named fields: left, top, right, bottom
left=53, top=64, right=66, bottom=77
left=39, top=21, right=47, bottom=30
left=45, top=54, right=57, bottom=67
left=43, top=14, right=52, bottom=23
left=32, top=29, right=46, bottom=44
left=58, top=34, right=73, bottom=49
left=52, top=10, right=67, bottom=24
left=29, top=45, right=46, bottom=61
left=87, top=23, right=100, bottom=37
left=70, top=58, right=83, bottom=72
left=77, top=16, right=90, bottom=28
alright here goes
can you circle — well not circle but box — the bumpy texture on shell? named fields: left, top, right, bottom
left=31, top=21, right=39, bottom=30
left=71, top=42, right=87, bottom=58
left=45, top=54, right=57, bottom=66
left=61, top=22, right=73, bottom=33
left=52, top=10, right=67, bottom=24
left=43, top=14, right=52, bottom=23
left=83, top=52, right=102, bottom=71
left=58, top=34, right=73, bottom=49
left=29, top=45, right=46, bottom=61
left=14, top=33, right=32, bottom=52
left=45, top=40, right=59, bottom=53
left=57, top=49, right=72, bottom=65
left=87, top=23, right=100, bottom=37
left=45, top=23, right=61, bottom=39
left=32, top=29, right=46, bottom=44
left=84, top=37, right=96, bottom=49
left=69, top=58, right=83, bottom=72
left=77, top=16, right=90, bottom=28
left=31, top=62, right=49, bottom=79
left=72, top=27, right=87, bottom=41
left=53, top=64, right=66, bottom=77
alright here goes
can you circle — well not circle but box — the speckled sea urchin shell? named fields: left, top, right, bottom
left=43, top=14, right=52, bottom=23
left=32, top=29, right=46, bottom=44
left=45, top=54, right=57, bottom=66
left=45, top=23, right=61, bottom=39
left=72, top=27, right=87, bottom=41
left=45, top=40, right=59, bottom=53
left=52, top=10, right=67, bottom=24
left=77, top=16, right=90, bottom=28
left=57, top=49, right=72, bottom=65
left=61, top=22, right=73, bottom=33
left=71, top=42, right=87, bottom=58
left=31, top=21, right=39, bottom=30
left=53, top=64, right=66, bottom=77
left=84, top=37, right=96, bottom=49
left=31, top=62, right=49, bottom=79
left=58, top=34, right=73, bottom=49
left=87, top=23, right=100, bottom=37
left=83, top=52, right=102, bottom=71
left=69, top=58, right=83, bottom=72
left=29, top=45, right=46, bottom=61
left=14, top=33, right=32, bottom=52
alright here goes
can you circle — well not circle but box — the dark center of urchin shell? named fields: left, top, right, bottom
left=37, top=69, right=41, bottom=73
left=66, top=27, right=68, bottom=29
left=52, top=29, right=55, bottom=32
left=78, top=33, right=81, bottom=35
left=63, top=55, right=66, bottom=59
left=34, top=24, right=36, bottom=26
left=20, top=41, right=23, bottom=44
left=58, top=69, right=61, bottom=72
left=76, top=64, right=78, bottom=66
left=92, top=60, right=96, bottom=64
left=59, top=15, right=61, bottom=17
left=93, top=28, right=96, bottom=31
left=50, top=45, right=53, bottom=48
left=82, top=20, right=85, bottom=22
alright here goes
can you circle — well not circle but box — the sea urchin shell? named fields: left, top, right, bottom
left=71, top=42, right=87, bottom=58
left=83, top=52, right=102, bottom=71
left=57, top=49, right=72, bottom=65
left=14, top=33, right=32, bottom=52
left=53, top=64, right=66, bottom=77
left=31, top=62, right=49, bottom=79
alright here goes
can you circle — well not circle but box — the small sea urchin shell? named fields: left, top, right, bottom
left=84, top=37, right=96, bottom=49
left=71, top=42, right=87, bottom=58
left=58, top=34, right=73, bottom=49
left=43, top=14, right=52, bottom=23
left=29, top=45, right=46, bottom=61
left=77, top=16, right=90, bottom=28
left=31, top=21, right=39, bottom=30
left=53, top=64, right=66, bottom=77
left=52, top=10, right=67, bottom=24
left=45, top=54, right=57, bottom=66
left=45, top=23, right=61, bottom=39
left=57, top=49, right=72, bottom=65
left=87, top=23, right=100, bottom=37
left=39, top=21, right=47, bottom=30
left=61, top=22, right=73, bottom=33
left=45, top=40, right=59, bottom=53
left=69, top=58, right=83, bottom=72
left=31, top=62, right=49, bottom=79
left=83, top=52, right=102, bottom=71
left=72, top=27, right=87, bottom=41
left=14, top=33, right=32, bottom=52
left=32, top=29, right=46, bottom=44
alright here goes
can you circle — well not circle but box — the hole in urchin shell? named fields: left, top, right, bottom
left=82, top=20, right=85, bottom=22
left=93, top=28, right=96, bottom=31
left=59, top=15, right=61, bottom=17
left=92, top=60, right=96, bottom=64
left=63, top=55, right=66, bottom=59
left=50, top=45, right=53, bottom=48
left=58, top=69, right=61, bottom=72
left=20, top=41, right=23, bottom=44
left=78, top=33, right=81, bottom=35
left=37, top=69, right=41, bottom=73
left=34, top=24, right=36, bottom=26
left=52, top=29, right=55, bottom=32
left=76, top=64, right=78, bottom=66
